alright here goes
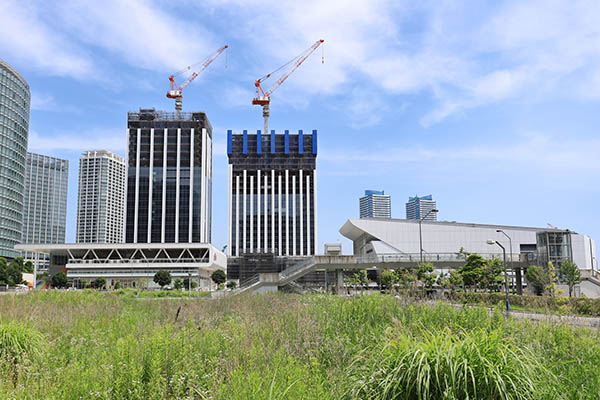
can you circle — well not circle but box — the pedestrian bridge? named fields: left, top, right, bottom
left=234, top=252, right=525, bottom=295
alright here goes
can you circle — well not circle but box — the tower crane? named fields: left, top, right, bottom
left=252, top=39, right=324, bottom=134
left=166, top=45, right=228, bottom=113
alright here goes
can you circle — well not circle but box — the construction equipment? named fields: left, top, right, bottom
left=252, top=39, right=324, bottom=134
left=166, top=45, right=228, bottom=113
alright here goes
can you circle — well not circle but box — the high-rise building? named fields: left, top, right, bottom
left=406, top=194, right=437, bottom=221
left=359, top=190, right=391, bottom=218
left=227, top=129, right=318, bottom=258
left=76, top=150, right=126, bottom=243
left=125, top=109, right=212, bottom=244
left=0, top=59, right=30, bottom=259
left=22, top=153, right=68, bottom=268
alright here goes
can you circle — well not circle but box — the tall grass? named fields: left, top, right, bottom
left=349, top=328, right=554, bottom=399
left=0, top=291, right=598, bottom=399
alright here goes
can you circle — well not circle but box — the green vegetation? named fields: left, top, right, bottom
left=211, top=269, right=226, bottom=286
left=0, top=257, right=31, bottom=286
left=51, top=271, right=68, bottom=288
left=560, top=260, right=582, bottom=298
left=153, top=270, right=172, bottom=289
left=1, top=291, right=599, bottom=399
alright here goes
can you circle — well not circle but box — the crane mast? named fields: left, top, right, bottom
left=252, top=39, right=324, bottom=133
left=166, top=45, right=228, bottom=114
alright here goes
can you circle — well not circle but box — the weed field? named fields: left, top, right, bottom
left=1, top=291, right=600, bottom=399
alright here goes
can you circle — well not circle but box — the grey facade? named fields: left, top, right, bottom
left=406, top=194, right=437, bottom=221
left=359, top=190, right=391, bottom=218
left=227, top=129, right=318, bottom=259
left=22, top=152, right=68, bottom=268
left=125, top=109, right=212, bottom=244
left=76, top=150, right=126, bottom=243
left=0, top=60, right=30, bottom=259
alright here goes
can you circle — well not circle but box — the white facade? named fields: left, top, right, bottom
left=76, top=150, right=126, bottom=243
left=340, top=218, right=597, bottom=271
left=16, top=242, right=226, bottom=289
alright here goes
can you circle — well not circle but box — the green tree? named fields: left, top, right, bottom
left=226, top=280, right=237, bottom=290
left=396, top=268, right=417, bottom=290
left=559, top=260, right=581, bottom=298
left=459, top=254, right=487, bottom=290
left=545, top=262, right=561, bottom=297
left=183, top=277, right=198, bottom=290
left=448, top=270, right=463, bottom=289
left=173, top=278, right=183, bottom=290
left=379, top=270, right=396, bottom=292
left=482, top=258, right=504, bottom=292
left=23, top=260, right=34, bottom=273
left=417, top=262, right=437, bottom=291
left=211, top=270, right=226, bottom=286
left=0, top=257, right=28, bottom=286
left=51, top=271, right=69, bottom=289
left=153, top=270, right=172, bottom=289
left=114, top=281, right=121, bottom=290
left=92, top=277, right=106, bottom=290
left=525, top=265, right=548, bottom=296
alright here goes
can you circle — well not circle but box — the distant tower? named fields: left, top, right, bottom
left=0, top=59, right=30, bottom=258
left=76, top=150, right=126, bottom=243
left=125, top=109, right=213, bottom=244
left=406, top=194, right=437, bottom=221
left=22, top=152, right=69, bottom=269
left=359, top=190, right=391, bottom=218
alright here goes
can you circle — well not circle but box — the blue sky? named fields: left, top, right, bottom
left=1, top=0, right=599, bottom=253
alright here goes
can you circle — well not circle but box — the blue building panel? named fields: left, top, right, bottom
left=284, top=130, right=289, bottom=154
left=257, top=130, right=261, bottom=154
left=312, top=129, right=317, bottom=154
left=298, top=130, right=303, bottom=154
left=271, top=130, right=276, bottom=154
left=227, top=130, right=232, bottom=154
left=242, top=130, right=248, bottom=154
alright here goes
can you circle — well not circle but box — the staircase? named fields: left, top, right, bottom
left=230, top=257, right=317, bottom=295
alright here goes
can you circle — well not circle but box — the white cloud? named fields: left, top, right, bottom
left=28, top=129, right=126, bottom=153
left=30, top=92, right=57, bottom=111
left=321, top=133, right=600, bottom=177
left=0, top=0, right=95, bottom=79
left=4, top=0, right=600, bottom=125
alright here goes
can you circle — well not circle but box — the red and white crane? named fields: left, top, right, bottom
left=252, top=39, right=324, bottom=133
left=166, top=45, right=228, bottom=113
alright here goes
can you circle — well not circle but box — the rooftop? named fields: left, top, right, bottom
left=0, top=59, right=29, bottom=89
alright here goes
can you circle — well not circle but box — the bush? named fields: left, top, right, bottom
left=51, top=271, right=68, bottom=289
left=349, top=328, right=555, bottom=399
left=0, top=321, right=44, bottom=385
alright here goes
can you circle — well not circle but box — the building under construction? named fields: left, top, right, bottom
left=125, top=109, right=213, bottom=244
left=226, top=129, right=318, bottom=280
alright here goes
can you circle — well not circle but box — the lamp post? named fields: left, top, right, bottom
left=487, top=239, right=509, bottom=313
left=419, top=208, right=439, bottom=263
left=496, top=229, right=519, bottom=295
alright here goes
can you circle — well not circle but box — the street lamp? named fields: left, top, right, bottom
left=419, top=208, right=439, bottom=263
left=496, top=229, right=518, bottom=295
left=487, top=239, right=510, bottom=313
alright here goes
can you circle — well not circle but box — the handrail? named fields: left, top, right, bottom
left=280, top=257, right=315, bottom=278
left=239, top=274, right=260, bottom=288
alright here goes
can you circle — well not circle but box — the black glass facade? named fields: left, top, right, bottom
left=126, top=109, right=212, bottom=244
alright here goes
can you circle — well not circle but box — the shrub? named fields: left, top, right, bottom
left=349, top=328, right=555, bottom=400
left=0, top=321, right=44, bottom=385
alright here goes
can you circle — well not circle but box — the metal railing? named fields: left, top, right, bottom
left=239, top=274, right=260, bottom=288
left=355, top=252, right=521, bottom=264
left=280, top=257, right=315, bottom=278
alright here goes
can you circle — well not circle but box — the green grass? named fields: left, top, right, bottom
left=0, top=291, right=599, bottom=399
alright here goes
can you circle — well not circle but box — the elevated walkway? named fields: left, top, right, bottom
left=232, top=253, right=530, bottom=295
